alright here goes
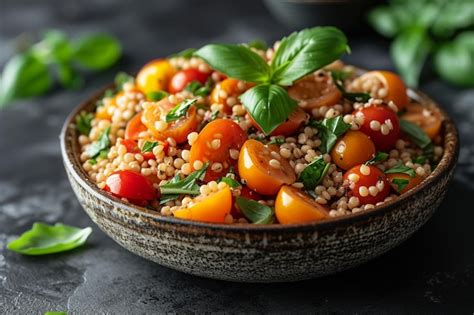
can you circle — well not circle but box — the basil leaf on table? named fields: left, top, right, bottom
left=72, top=34, right=122, bottom=70
left=159, top=164, right=208, bottom=204
left=236, top=197, right=273, bottom=224
left=194, top=44, right=271, bottom=83
left=392, top=178, right=410, bottom=193
left=298, top=156, right=330, bottom=191
left=146, top=90, right=169, bottom=101
left=385, top=162, right=416, bottom=177
left=165, top=98, right=197, bottom=122
left=309, top=116, right=351, bottom=153
left=271, top=26, right=349, bottom=86
left=86, top=126, right=111, bottom=158
left=75, top=111, right=94, bottom=135
left=57, top=62, right=83, bottom=89
left=7, top=223, right=92, bottom=255
left=240, top=84, right=297, bottom=135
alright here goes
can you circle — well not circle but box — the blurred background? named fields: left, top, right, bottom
left=1, top=0, right=473, bottom=313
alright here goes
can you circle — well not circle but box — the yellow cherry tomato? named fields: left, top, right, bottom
left=275, top=185, right=329, bottom=224
left=331, top=130, right=376, bottom=170
left=136, top=59, right=176, bottom=94
left=173, top=187, right=232, bottom=223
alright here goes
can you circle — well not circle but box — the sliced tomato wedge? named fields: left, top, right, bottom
left=288, top=72, right=341, bottom=111
left=105, top=170, right=158, bottom=201
left=125, top=112, right=148, bottom=141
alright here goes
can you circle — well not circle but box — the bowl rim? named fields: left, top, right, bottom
left=60, top=84, right=459, bottom=233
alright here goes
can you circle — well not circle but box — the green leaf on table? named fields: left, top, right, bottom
left=34, top=30, right=72, bottom=63
left=434, top=31, right=474, bottom=87
left=57, top=62, right=83, bottom=89
left=75, top=111, right=94, bottom=135
left=165, top=98, right=197, bottom=122
left=271, top=26, right=349, bottom=86
left=72, top=34, right=121, bottom=70
left=385, top=162, right=416, bottom=177
left=309, top=116, right=351, bottom=153
left=390, top=26, right=431, bottom=87
left=240, top=84, right=296, bottom=135
left=298, top=156, right=330, bottom=191
left=159, top=164, right=208, bottom=204
left=7, top=223, right=92, bottom=255
left=236, top=197, right=273, bottom=224
left=86, top=127, right=110, bottom=158
left=194, top=44, right=271, bottom=83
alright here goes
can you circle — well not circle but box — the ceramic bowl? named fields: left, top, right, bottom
left=60, top=87, right=459, bottom=282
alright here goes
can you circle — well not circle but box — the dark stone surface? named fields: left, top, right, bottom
left=0, top=0, right=473, bottom=313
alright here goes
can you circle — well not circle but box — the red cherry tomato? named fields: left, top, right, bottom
left=168, top=69, right=210, bottom=94
left=343, top=164, right=390, bottom=205
left=125, top=112, right=148, bottom=141
left=190, top=119, right=247, bottom=182
left=105, top=170, right=158, bottom=201
left=355, top=105, right=400, bottom=151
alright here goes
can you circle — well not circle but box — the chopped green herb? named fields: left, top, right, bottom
left=141, top=141, right=158, bottom=153
left=412, top=155, right=427, bottom=164
left=247, top=39, right=268, bottom=51
left=114, top=72, right=134, bottom=90
left=267, top=137, right=285, bottom=145
left=184, top=80, right=211, bottom=97
left=400, top=119, right=431, bottom=149
left=331, top=71, right=371, bottom=102
left=219, top=176, right=241, bottom=188
left=298, top=156, right=330, bottom=191
left=86, top=127, right=110, bottom=158
left=366, top=151, right=389, bottom=165
left=146, top=90, right=168, bottom=101
left=385, top=162, right=416, bottom=177
left=7, top=223, right=92, bottom=255
left=88, top=159, right=97, bottom=165
left=159, top=164, right=208, bottom=204
left=236, top=197, right=273, bottom=224
left=44, top=312, right=67, bottom=315
left=309, top=116, right=351, bottom=153
left=165, top=98, right=197, bottom=122
left=392, top=178, right=410, bottom=193
left=75, top=111, right=93, bottom=135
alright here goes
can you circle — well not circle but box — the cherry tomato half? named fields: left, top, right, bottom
left=238, top=139, right=296, bottom=195
left=168, top=69, right=210, bottom=94
left=356, top=105, right=400, bottom=151
left=125, top=112, right=148, bottom=141
left=344, top=164, right=390, bottom=205
left=189, top=119, right=247, bottom=182
left=401, top=103, right=442, bottom=140
left=105, top=170, right=158, bottom=201
left=136, top=59, right=176, bottom=94
left=288, top=72, right=341, bottom=111
left=275, top=185, right=329, bottom=224
left=331, top=130, right=376, bottom=170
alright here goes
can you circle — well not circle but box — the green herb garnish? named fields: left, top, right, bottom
left=298, top=156, right=330, bottom=191
left=400, top=119, right=432, bottom=149
left=159, top=164, right=208, bottom=204
left=331, top=70, right=371, bottom=102
left=146, top=90, right=169, bottom=101
left=7, top=223, right=92, bottom=255
left=236, top=197, right=273, bottom=224
left=86, top=127, right=110, bottom=158
left=114, top=72, right=135, bottom=91
left=75, top=111, right=93, bottom=135
left=195, top=27, right=349, bottom=134
left=413, top=155, right=427, bottom=164
left=309, top=116, right=351, bottom=153
left=165, top=99, right=197, bottom=122
left=267, top=137, right=285, bottom=145
left=219, top=176, right=241, bottom=188
left=392, top=178, right=410, bottom=193
left=141, top=141, right=158, bottom=153
left=366, top=151, right=389, bottom=165
left=184, top=80, right=211, bottom=97
left=385, top=162, right=416, bottom=177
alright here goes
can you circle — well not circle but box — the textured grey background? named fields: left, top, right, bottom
left=1, top=0, right=473, bottom=313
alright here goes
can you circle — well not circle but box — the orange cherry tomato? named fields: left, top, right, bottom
left=125, top=112, right=148, bottom=140
left=168, top=69, right=210, bottom=94
left=401, top=103, right=442, bottom=140
left=344, top=164, right=390, bottom=205
left=357, top=71, right=408, bottom=111
left=275, top=185, right=329, bottom=224
left=356, top=105, right=400, bottom=151
left=210, top=79, right=252, bottom=114
left=173, top=187, right=232, bottom=223
left=238, top=139, right=296, bottom=195
left=142, top=98, right=199, bottom=144
left=250, top=106, right=309, bottom=136
left=386, top=172, right=424, bottom=194
left=105, top=170, right=158, bottom=201
left=189, top=119, right=247, bottom=182
left=288, top=72, right=341, bottom=111
left=136, top=59, right=176, bottom=94
left=331, top=131, right=376, bottom=170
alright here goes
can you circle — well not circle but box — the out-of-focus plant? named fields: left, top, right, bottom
left=0, top=30, right=122, bottom=108
left=368, top=0, right=474, bottom=87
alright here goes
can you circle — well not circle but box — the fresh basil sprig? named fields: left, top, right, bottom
left=75, top=111, right=94, bottom=135
left=7, top=223, right=92, bottom=255
left=298, top=156, right=330, bottom=191
left=366, top=151, right=389, bottom=165
left=165, top=99, right=197, bottom=122
left=86, top=127, right=110, bottom=158
left=236, top=197, right=273, bottom=224
left=159, top=164, right=208, bottom=204
left=392, top=178, right=410, bottom=193
left=141, top=141, right=158, bottom=153
left=194, top=27, right=349, bottom=134
left=309, top=116, right=351, bottom=153
left=385, top=162, right=416, bottom=177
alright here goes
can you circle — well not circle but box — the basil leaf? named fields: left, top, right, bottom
left=343, top=92, right=371, bottom=103
left=366, top=151, right=389, bottom=165
left=247, top=39, right=268, bottom=51
left=390, top=27, right=431, bottom=87
left=331, top=70, right=371, bottom=102
left=271, top=27, right=349, bottom=86
left=86, top=127, right=110, bottom=158
left=171, top=48, right=196, bottom=59
left=141, top=141, right=158, bottom=153
left=75, top=111, right=94, bottom=135
left=412, top=155, right=427, bottom=164
left=236, top=197, right=273, bottom=224
left=434, top=31, right=474, bottom=87
left=0, top=53, right=52, bottom=107
left=159, top=164, right=208, bottom=204
left=298, top=156, right=330, bottom=191
left=385, top=162, right=416, bottom=177
left=114, top=72, right=134, bottom=90
left=147, top=90, right=168, bottom=101
left=195, top=44, right=271, bottom=83
left=219, top=177, right=241, bottom=188
left=44, top=312, right=67, bottom=315
left=400, top=119, right=432, bottom=149
left=7, top=223, right=92, bottom=255
left=72, top=34, right=121, bottom=70
left=392, top=178, right=409, bottom=193
left=330, top=69, right=352, bottom=81
left=240, top=84, right=297, bottom=135
left=431, top=2, right=474, bottom=38
left=310, top=116, right=351, bottom=153
left=165, top=98, right=197, bottom=122
left=57, top=62, right=83, bottom=89
left=367, top=6, right=400, bottom=38
left=185, top=80, right=211, bottom=97
left=36, top=30, right=72, bottom=63
left=267, top=137, right=285, bottom=145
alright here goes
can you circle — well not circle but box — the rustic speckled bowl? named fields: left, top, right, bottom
left=60, top=86, right=458, bottom=282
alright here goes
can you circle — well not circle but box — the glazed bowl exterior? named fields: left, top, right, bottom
left=60, top=87, right=459, bottom=282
